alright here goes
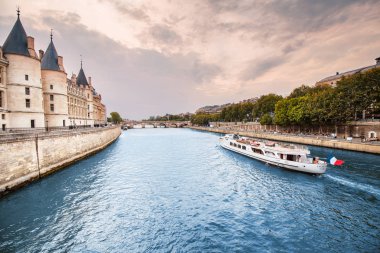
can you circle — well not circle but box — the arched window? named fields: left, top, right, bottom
left=368, top=131, right=377, bottom=139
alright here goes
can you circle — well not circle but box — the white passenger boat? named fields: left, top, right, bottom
left=220, top=134, right=327, bottom=174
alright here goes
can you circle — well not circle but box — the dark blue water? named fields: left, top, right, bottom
left=1, top=129, right=379, bottom=252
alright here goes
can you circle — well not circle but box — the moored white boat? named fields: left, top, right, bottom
left=220, top=134, right=327, bottom=174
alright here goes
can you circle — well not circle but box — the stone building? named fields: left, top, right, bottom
left=316, top=57, right=380, bottom=86
left=0, top=10, right=107, bottom=130
left=67, top=70, right=90, bottom=127
left=0, top=47, right=9, bottom=131
left=93, top=90, right=106, bottom=126
left=66, top=63, right=106, bottom=127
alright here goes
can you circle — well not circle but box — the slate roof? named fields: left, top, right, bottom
left=2, top=15, right=30, bottom=56
left=77, top=66, right=89, bottom=86
left=41, top=40, right=60, bottom=71
left=318, top=64, right=379, bottom=83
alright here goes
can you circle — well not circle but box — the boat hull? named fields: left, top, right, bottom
left=220, top=139, right=326, bottom=174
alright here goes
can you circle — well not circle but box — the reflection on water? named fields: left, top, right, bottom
left=0, top=128, right=379, bottom=252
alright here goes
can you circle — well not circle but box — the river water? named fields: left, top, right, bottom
left=0, top=128, right=379, bottom=252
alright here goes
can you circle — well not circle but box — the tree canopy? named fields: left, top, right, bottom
left=110, top=112, right=122, bottom=124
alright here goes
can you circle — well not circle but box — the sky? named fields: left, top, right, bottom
left=0, top=0, right=379, bottom=120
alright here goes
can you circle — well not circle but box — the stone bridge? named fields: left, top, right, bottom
left=122, top=121, right=190, bottom=129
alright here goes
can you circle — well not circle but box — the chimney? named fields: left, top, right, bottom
left=27, top=36, right=34, bottom=50
left=58, top=56, right=63, bottom=66
left=39, top=50, right=44, bottom=59
left=88, top=76, right=92, bottom=85
left=58, top=56, right=65, bottom=72
left=71, top=74, right=76, bottom=84
left=336, top=72, right=339, bottom=75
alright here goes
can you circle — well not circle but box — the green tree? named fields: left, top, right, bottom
left=110, top=112, right=122, bottom=124
left=260, top=113, right=273, bottom=125
left=252, top=94, right=283, bottom=119
left=288, top=84, right=312, bottom=98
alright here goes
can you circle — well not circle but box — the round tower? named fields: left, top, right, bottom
left=2, top=9, right=44, bottom=129
left=41, top=30, right=69, bottom=128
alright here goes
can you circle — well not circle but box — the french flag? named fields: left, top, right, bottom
left=327, top=154, right=344, bottom=166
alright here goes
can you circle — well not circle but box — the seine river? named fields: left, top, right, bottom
left=1, top=129, right=379, bottom=252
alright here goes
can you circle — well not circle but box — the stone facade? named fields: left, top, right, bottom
left=0, top=47, right=9, bottom=131
left=1, top=11, right=107, bottom=130
left=42, top=69, right=69, bottom=128
left=5, top=45, right=45, bottom=129
left=0, top=126, right=121, bottom=195
left=67, top=74, right=91, bottom=127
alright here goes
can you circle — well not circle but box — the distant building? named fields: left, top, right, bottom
left=0, top=10, right=107, bottom=130
left=316, top=57, right=380, bottom=86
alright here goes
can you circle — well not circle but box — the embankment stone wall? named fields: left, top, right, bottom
left=0, top=126, right=121, bottom=195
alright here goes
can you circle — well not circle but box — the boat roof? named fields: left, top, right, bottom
left=264, top=145, right=310, bottom=155
left=228, top=136, right=310, bottom=155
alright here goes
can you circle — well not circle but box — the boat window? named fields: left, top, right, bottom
left=233, top=143, right=237, bottom=147
left=230, top=142, right=233, bottom=146
left=242, top=146, right=246, bottom=150
left=265, top=151, right=275, bottom=157
left=287, top=155, right=296, bottom=161
left=251, top=148, right=263, bottom=155
left=238, top=144, right=241, bottom=149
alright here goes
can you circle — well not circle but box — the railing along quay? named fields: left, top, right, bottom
left=0, top=125, right=116, bottom=142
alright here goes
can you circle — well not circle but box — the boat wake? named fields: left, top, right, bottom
left=324, top=174, right=380, bottom=197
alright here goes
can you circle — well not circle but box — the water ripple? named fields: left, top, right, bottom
left=0, top=128, right=379, bottom=252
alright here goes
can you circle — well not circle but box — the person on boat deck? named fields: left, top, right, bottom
left=313, top=157, right=319, bottom=164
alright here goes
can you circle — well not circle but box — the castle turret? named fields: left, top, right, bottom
left=2, top=9, right=44, bottom=129
left=77, top=60, right=89, bottom=86
left=41, top=30, right=69, bottom=128
left=76, top=61, right=94, bottom=126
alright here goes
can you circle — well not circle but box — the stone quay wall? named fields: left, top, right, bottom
left=0, top=126, right=121, bottom=196
left=190, top=126, right=380, bottom=154
left=209, top=121, right=380, bottom=140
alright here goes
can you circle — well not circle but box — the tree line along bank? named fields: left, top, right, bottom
left=190, top=68, right=380, bottom=127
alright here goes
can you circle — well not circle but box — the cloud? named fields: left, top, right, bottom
left=1, top=0, right=380, bottom=119
left=0, top=11, right=222, bottom=119
left=148, top=24, right=182, bottom=45
left=241, top=57, right=286, bottom=81
left=100, top=0, right=151, bottom=23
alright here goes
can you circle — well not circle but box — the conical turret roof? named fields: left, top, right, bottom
left=2, top=12, right=30, bottom=56
left=77, top=63, right=89, bottom=86
left=41, top=37, right=60, bottom=71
